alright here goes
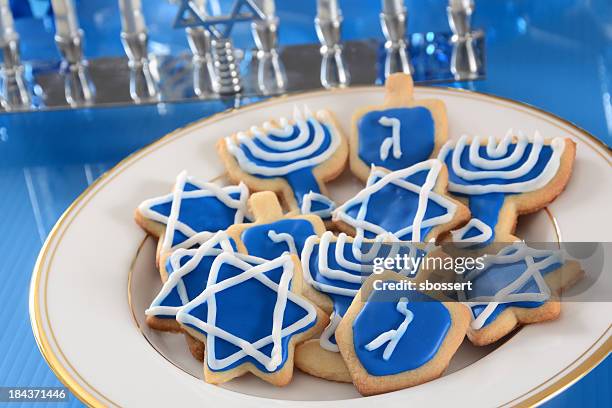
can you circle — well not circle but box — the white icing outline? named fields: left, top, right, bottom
left=319, top=312, right=342, bottom=352
left=460, top=244, right=563, bottom=330
left=145, top=231, right=266, bottom=317
left=364, top=297, right=414, bottom=360
left=451, top=218, right=493, bottom=247
left=470, top=130, right=528, bottom=169
left=176, top=253, right=317, bottom=372
left=224, top=107, right=342, bottom=177
left=300, top=191, right=336, bottom=219
left=301, top=234, right=361, bottom=298
left=332, top=159, right=457, bottom=242
left=437, top=132, right=566, bottom=195
left=138, top=170, right=249, bottom=253
left=378, top=116, right=402, bottom=161
left=267, top=230, right=298, bottom=255
left=301, top=232, right=428, bottom=352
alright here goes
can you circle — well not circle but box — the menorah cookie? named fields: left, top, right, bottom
left=335, top=271, right=470, bottom=396
left=135, top=170, right=250, bottom=279
left=439, top=131, right=576, bottom=244
left=333, top=159, right=470, bottom=243
left=350, top=73, right=447, bottom=182
left=226, top=191, right=326, bottom=260
left=145, top=231, right=263, bottom=360
left=460, top=243, right=583, bottom=346
left=296, top=231, right=432, bottom=383
left=217, top=106, right=348, bottom=220
left=176, top=253, right=328, bottom=386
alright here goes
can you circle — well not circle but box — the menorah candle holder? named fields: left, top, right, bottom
left=121, top=31, right=160, bottom=103
left=447, top=0, right=480, bottom=81
left=0, top=1, right=485, bottom=112
left=55, top=30, right=95, bottom=107
left=187, top=26, right=218, bottom=97
left=0, top=0, right=30, bottom=110
left=380, top=3, right=413, bottom=77
left=0, top=36, right=30, bottom=111
left=251, top=16, right=286, bottom=95
left=315, top=14, right=350, bottom=89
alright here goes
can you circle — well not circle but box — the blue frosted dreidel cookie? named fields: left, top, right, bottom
left=295, top=231, right=432, bottom=383
left=350, top=73, right=447, bottom=182
left=217, top=106, right=348, bottom=220
left=335, top=271, right=470, bottom=396
left=175, top=253, right=328, bottom=386
left=144, top=231, right=263, bottom=360
left=439, top=131, right=576, bottom=244
left=459, top=243, right=583, bottom=346
left=333, top=159, right=470, bottom=243
left=226, top=191, right=327, bottom=260
left=135, top=170, right=250, bottom=280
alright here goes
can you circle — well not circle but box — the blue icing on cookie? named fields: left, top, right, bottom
left=352, top=289, right=451, bottom=376
left=439, top=134, right=567, bottom=244
left=240, top=218, right=317, bottom=260
left=150, top=190, right=247, bottom=247
left=358, top=107, right=435, bottom=171
left=301, top=232, right=426, bottom=350
left=176, top=254, right=318, bottom=373
left=138, top=171, right=250, bottom=251
left=146, top=233, right=244, bottom=321
left=224, top=109, right=342, bottom=219
left=460, top=244, right=564, bottom=329
left=333, top=160, right=458, bottom=242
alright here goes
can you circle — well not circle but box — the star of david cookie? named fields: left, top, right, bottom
left=333, top=159, right=470, bottom=243
left=175, top=252, right=328, bottom=386
left=350, top=73, right=448, bottom=182
left=335, top=271, right=470, bottom=396
left=295, top=231, right=435, bottom=383
left=460, top=243, right=583, bottom=346
left=135, top=170, right=250, bottom=279
left=439, top=131, right=576, bottom=244
left=217, top=106, right=348, bottom=220
left=226, top=191, right=327, bottom=260
left=144, top=231, right=263, bottom=360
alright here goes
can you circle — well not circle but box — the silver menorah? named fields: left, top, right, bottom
left=0, top=0, right=484, bottom=111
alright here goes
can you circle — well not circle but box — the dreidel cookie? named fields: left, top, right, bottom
left=439, top=131, right=576, bottom=244
left=460, top=243, right=583, bottom=346
left=296, top=231, right=434, bottom=383
left=217, top=106, right=348, bottom=220
left=226, top=191, right=327, bottom=260
left=135, top=170, right=250, bottom=279
left=335, top=271, right=470, bottom=396
left=176, top=253, right=328, bottom=386
left=145, top=232, right=262, bottom=360
left=350, top=73, right=447, bottom=182
left=333, top=159, right=470, bottom=243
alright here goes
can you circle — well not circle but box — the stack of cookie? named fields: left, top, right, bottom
left=134, top=73, right=583, bottom=396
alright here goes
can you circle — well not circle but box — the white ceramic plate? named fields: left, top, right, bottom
left=30, top=87, right=612, bottom=408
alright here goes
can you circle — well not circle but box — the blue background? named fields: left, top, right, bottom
left=0, top=0, right=610, bottom=406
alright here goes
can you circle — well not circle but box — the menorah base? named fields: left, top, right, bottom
left=14, top=31, right=484, bottom=112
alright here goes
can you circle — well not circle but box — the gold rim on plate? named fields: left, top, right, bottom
left=29, top=85, right=612, bottom=408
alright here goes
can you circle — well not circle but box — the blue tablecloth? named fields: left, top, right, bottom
left=0, top=1, right=610, bottom=407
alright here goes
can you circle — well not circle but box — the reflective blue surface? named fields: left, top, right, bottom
left=0, top=1, right=610, bottom=407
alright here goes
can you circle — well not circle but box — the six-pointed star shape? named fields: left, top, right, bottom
left=333, top=159, right=458, bottom=241
left=176, top=252, right=317, bottom=372
left=146, top=231, right=263, bottom=319
left=459, top=243, right=562, bottom=330
left=138, top=171, right=249, bottom=252
left=173, top=0, right=266, bottom=39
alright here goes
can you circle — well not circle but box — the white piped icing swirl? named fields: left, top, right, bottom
left=437, top=131, right=566, bottom=195
left=224, top=106, right=342, bottom=177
